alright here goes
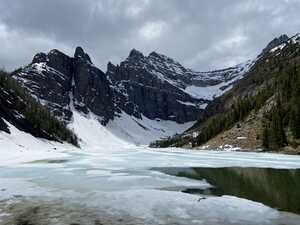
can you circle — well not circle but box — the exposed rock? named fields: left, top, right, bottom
left=13, top=47, right=114, bottom=125
left=0, top=117, right=9, bottom=133
left=107, top=50, right=239, bottom=123
left=74, top=46, right=92, bottom=64
left=14, top=49, right=73, bottom=121
left=73, top=47, right=114, bottom=124
left=262, top=34, right=289, bottom=54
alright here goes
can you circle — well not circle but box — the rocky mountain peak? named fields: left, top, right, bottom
left=148, top=51, right=161, bottom=58
left=290, top=33, right=300, bottom=43
left=32, top=52, right=48, bottom=64
left=148, top=51, right=173, bottom=61
left=128, top=48, right=144, bottom=60
left=49, top=49, right=65, bottom=55
left=74, top=46, right=85, bottom=57
left=277, top=34, right=289, bottom=41
left=294, top=33, right=300, bottom=39
left=47, top=49, right=71, bottom=62
left=147, top=51, right=186, bottom=72
left=262, top=34, right=289, bottom=54
left=74, top=46, right=92, bottom=64
left=107, top=61, right=117, bottom=72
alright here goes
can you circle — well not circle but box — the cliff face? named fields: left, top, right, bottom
left=13, top=47, right=115, bottom=125
left=72, top=47, right=115, bottom=125
left=107, top=50, right=204, bottom=123
left=107, top=49, right=252, bottom=123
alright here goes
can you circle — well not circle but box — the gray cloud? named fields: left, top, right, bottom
left=0, top=0, right=299, bottom=71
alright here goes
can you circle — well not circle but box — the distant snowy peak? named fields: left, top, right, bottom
left=265, top=33, right=300, bottom=54
left=291, top=33, right=300, bottom=43
left=185, top=60, right=255, bottom=100
left=111, top=48, right=255, bottom=101
left=262, top=34, right=289, bottom=54
left=108, top=49, right=212, bottom=123
left=191, top=60, right=254, bottom=83
left=124, top=49, right=188, bottom=78
left=148, top=51, right=188, bottom=76
left=105, top=48, right=258, bottom=125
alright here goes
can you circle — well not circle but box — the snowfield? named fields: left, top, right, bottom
left=69, top=110, right=194, bottom=148
left=0, top=120, right=72, bottom=167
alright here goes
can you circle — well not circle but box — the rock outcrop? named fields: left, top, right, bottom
left=13, top=47, right=114, bottom=125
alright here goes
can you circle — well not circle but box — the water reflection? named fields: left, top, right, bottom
left=157, top=167, right=300, bottom=214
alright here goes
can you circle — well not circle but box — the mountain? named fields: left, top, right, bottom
left=0, top=70, right=77, bottom=145
left=11, top=46, right=253, bottom=145
left=261, top=34, right=289, bottom=54
left=107, top=49, right=254, bottom=123
left=152, top=33, right=300, bottom=153
left=3, top=33, right=299, bottom=150
left=13, top=47, right=114, bottom=124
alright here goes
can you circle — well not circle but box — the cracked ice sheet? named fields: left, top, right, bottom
left=96, top=190, right=300, bottom=225
left=0, top=178, right=299, bottom=225
left=72, top=147, right=300, bottom=170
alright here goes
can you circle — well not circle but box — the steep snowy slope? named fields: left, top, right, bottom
left=0, top=120, right=73, bottom=166
left=69, top=110, right=194, bottom=148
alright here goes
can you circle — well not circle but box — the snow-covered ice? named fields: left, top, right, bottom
left=1, top=112, right=300, bottom=224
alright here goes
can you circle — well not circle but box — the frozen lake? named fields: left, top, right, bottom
left=1, top=147, right=300, bottom=225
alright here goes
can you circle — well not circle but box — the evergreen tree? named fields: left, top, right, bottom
left=262, top=127, right=270, bottom=149
left=289, top=91, right=300, bottom=139
left=289, top=107, right=300, bottom=139
left=268, top=104, right=286, bottom=150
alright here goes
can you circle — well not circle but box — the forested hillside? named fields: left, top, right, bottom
left=0, top=70, right=78, bottom=146
left=151, top=35, right=300, bottom=152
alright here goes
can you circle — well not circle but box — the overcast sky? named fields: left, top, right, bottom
left=0, top=0, right=299, bottom=72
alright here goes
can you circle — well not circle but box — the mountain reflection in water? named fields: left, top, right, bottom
left=157, top=167, right=300, bottom=215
